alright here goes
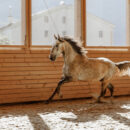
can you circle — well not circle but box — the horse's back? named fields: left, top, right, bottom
left=89, top=57, right=117, bottom=81
left=77, top=57, right=117, bottom=81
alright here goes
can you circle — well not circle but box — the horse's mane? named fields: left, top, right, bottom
left=63, top=37, right=87, bottom=56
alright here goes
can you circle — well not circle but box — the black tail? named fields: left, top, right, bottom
left=116, top=61, right=130, bottom=76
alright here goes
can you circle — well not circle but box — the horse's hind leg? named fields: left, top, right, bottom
left=98, top=83, right=114, bottom=103
left=96, top=82, right=109, bottom=103
left=105, top=83, right=114, bottom=103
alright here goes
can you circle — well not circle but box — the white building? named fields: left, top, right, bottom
left=0, top=2, right=115, bottom=46
left=87, top=13, right=115, bottom=46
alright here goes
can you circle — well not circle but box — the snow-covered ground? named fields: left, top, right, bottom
left=0, top=96, right=130, bottom=130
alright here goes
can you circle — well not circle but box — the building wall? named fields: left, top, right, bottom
left=0, top=48, right=129, bottom=104
left=0, top=22, right=22, bottom=45
left=87, top=13, right=114, bottom=46
left=0, top=4, right=114, bottom=46
left=32, top=5, right=74, bottom=45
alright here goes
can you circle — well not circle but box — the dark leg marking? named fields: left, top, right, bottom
left=103, top=83, right=114, bottom=97
left=45, top=77, right=70, bottom=104
left=96, top=82, right=104, bottom=103
left=107, top=83, right=114, bottom=103
left=98, top=83, right=114, bottom=104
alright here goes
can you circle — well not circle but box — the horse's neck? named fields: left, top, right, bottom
left=63, top=43, right=78, bottom=64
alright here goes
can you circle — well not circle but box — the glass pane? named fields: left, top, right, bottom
left=86, top=0, right=126, bottom=46
left=0, top=0, right=22, bottom=45
left=32, top=0, right=74, bottom=45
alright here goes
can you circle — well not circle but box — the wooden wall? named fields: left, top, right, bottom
left=0, top=48, right=130, bottom=104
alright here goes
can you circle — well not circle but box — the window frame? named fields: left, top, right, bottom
left=0, top=0, right=129, bottom=49
left=31, top=0, right=86, bottom=48
left=85, top=0, right=130, bottom=48
left=0, top=0, right=27, bottom=49
left=126, top=0, right=130, bottom=46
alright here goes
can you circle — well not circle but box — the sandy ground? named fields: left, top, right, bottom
left=0, top=96, right=130, bottom=130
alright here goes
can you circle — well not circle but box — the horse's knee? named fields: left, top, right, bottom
left=56, top=88, right=63, bottom=98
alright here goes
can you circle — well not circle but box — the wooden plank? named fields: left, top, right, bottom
left=0, top=96, right=45, bottom=104
left=0, top=54, right=49, bottom=58
left=0, top=50, right=26, bottom=54
left=0, top=75, right=61, bottom=81
left=0, top=88, right=48, bottom=95
left=0, top=67, right=60, bottom=72
left=1, top=62, right=63, bottom=67
left=0, top=90, right=91, bottom=100
left=0, top=70, right=61, bottom=76
left=0, top=49, right=129, bottom=104
left=0, top=84, right=44, bottom=90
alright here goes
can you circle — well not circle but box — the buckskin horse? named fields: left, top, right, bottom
left=46, top=35, right=130, bottom=104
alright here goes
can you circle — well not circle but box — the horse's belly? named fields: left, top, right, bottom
left=78, top=70, right=104, bottom=81
left=78, top=75, right=101, bottom=81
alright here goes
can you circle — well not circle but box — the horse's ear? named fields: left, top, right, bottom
left=54, top=34, right=57, bottom=40
left=57, top=34, right=64, bottom=42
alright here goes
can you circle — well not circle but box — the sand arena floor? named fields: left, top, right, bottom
left=0, top=96, right=130, bottom=130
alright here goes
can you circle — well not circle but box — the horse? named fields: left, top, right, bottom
left=45, top=35, right=130, bottom=104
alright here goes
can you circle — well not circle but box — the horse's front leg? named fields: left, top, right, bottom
left=45, top=77, right=70, bottom=104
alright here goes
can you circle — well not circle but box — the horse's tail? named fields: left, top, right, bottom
left=115, top=61, right=130, bottom=76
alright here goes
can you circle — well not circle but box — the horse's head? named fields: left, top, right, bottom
left=49, top=35, right=65, bottom=61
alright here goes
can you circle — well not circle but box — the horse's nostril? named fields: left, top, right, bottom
left=50, top=57, right=53, bottom=60
left=49, top=56, right=55, bottom=61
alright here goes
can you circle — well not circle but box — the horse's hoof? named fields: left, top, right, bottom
left=59, top=94, right=63, bottom=99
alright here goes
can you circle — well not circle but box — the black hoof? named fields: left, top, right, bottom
left=59, top=94, right=63, bottom=99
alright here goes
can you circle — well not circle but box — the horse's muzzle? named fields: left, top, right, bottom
left=49, top=55, right=56, bottom=61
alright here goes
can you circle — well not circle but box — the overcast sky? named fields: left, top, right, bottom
left=0, top=0, right=126, bottom=45
left=87, top=0, right=126, bottom=45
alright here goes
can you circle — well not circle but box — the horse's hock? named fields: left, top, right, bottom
left=0, top=49, right=129, bottom=104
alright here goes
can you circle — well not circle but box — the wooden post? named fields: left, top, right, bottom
left=74, top=0, right=86, bottom=47
left=126, top=0, right=130, bottom=46
left=74, top=0, right=82, bottom=41
left=21, top=0, right=26, bottom=46
left=26, top=0, right=32, bottom=49
left=81, top=0, right=86, bottom=47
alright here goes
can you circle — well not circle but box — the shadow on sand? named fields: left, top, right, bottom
left=0, top=98, right=129, bottom=129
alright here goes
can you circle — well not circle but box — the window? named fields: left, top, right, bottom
left=62, top=16, right=66, bottom=24
left=99, top=30, right=103, bottom=38
left=44, top=16, right=48, bottom=23
left=0, top=0, right=22, bottom=45
left=44, top=30, right=48, bottom=37
left=62, top=31, right=67, bottom=36
left=32, top=0, right=74, bottom=45
left=86, top=0, right=127, bottom=46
